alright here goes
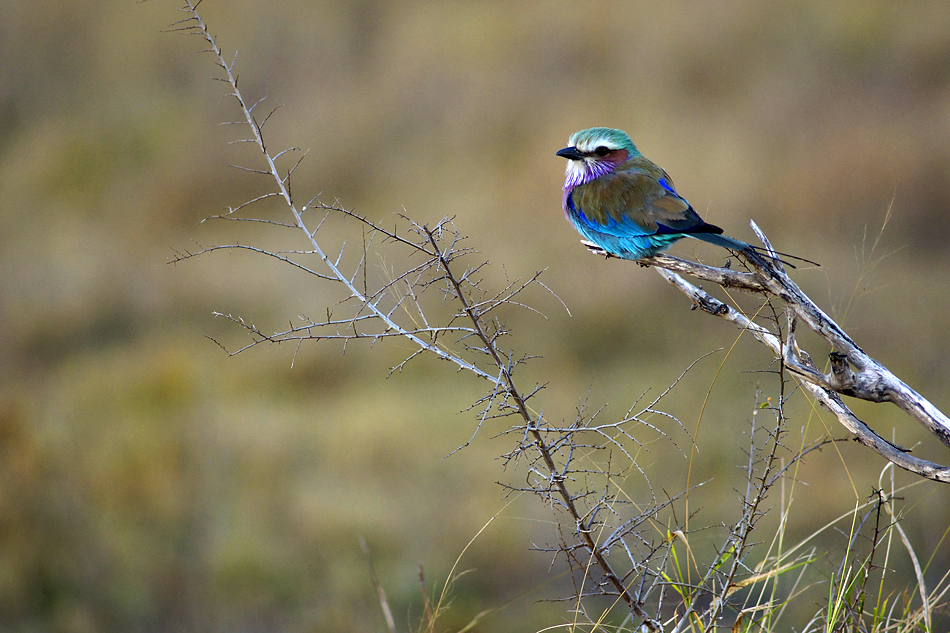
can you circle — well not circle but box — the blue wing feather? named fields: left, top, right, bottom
left=566, top=193, right=683, bottom=259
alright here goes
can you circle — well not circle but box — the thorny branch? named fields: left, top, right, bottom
left=169, top=3, right=680, bottom=628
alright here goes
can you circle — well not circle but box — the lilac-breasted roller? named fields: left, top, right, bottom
left=557, top=127, right=776, bottom=266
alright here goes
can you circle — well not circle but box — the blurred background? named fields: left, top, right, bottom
left=2, top=1, right=950, bottom=631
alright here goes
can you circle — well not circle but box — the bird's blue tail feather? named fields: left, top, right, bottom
left=689, top=232, right=750, bottom=252
left=688, top=232, right=780, bottom=268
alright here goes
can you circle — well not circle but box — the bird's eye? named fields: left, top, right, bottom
left=594, top=146, right=611, bottom=156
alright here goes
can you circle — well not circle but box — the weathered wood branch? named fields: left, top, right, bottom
left=583, top=224, right=950, bottom=484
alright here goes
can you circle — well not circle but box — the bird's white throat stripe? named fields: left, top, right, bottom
left=564, top=157, right=617, bottom=189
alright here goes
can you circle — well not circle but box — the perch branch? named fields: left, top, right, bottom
left=583, top=226, right=950, bottom=483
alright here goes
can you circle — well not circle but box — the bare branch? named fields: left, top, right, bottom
left=611, top=231, right=950, bottom=483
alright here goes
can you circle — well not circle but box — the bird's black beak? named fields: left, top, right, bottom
left=556, top=146, right=585, bottom=161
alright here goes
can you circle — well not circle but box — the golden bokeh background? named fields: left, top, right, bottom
left=2, top=1, right=950, bottom=631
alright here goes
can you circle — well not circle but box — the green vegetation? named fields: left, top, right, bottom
left=1, top=2, right=949, bottom=631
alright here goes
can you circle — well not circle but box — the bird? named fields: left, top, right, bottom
left=556, top=127, right=788, bottom=268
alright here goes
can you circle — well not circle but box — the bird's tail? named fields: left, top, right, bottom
left=689, top=233, right=816, bottom=269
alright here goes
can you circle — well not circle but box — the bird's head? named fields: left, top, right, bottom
left=556, top=127, right=639, bottom=189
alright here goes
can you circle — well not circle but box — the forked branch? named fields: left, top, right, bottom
left=171, top=3, right=672, bottom=627
left=589, top=227, right=950, bottom=483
